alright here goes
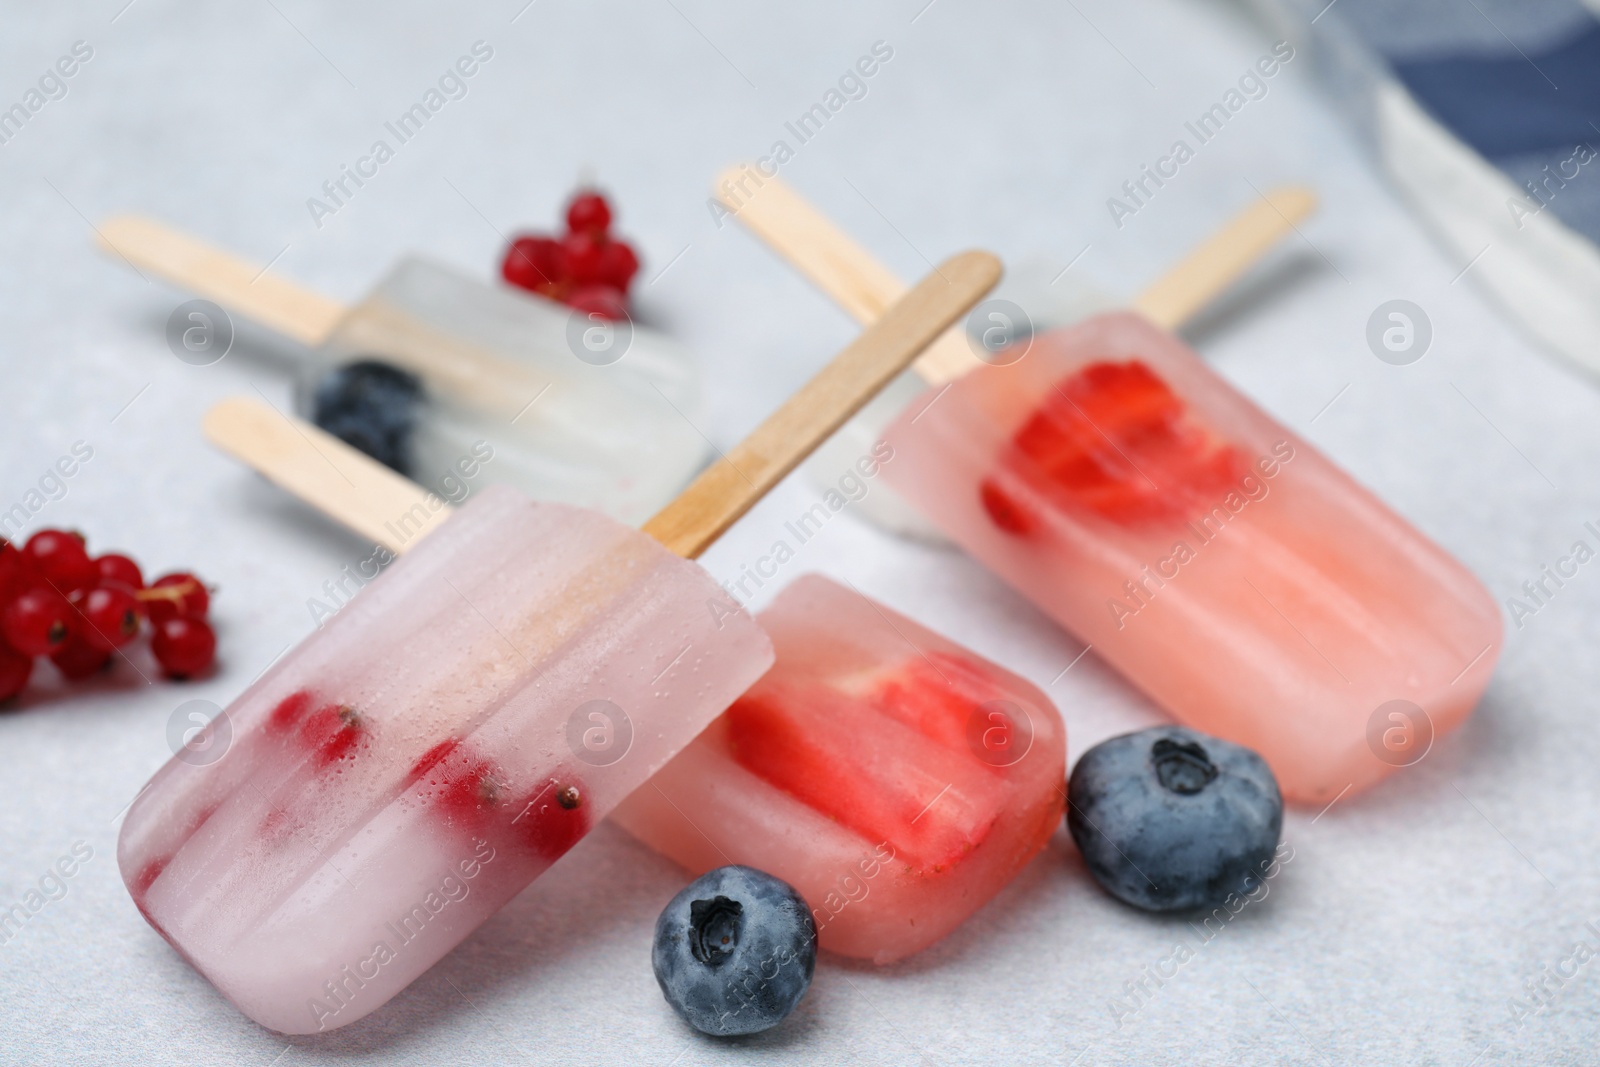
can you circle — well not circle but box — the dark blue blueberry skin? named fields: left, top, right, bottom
left=1067, top=726, right=1282, bottom=912
left=652, top=865, right=816, bottom=1036
left=311, top=359, right=423, bottom=476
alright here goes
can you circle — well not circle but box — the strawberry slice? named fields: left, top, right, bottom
left=866, top=651, right=1013, bottom=758
left=983, top=360, right=1246, bottom=532
left=727, top=677, right=1003, bottom=873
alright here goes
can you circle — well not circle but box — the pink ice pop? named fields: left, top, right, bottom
left=116, top=252, right=1001, bottom=1033
left=611, top=574, right=1066, bottom=964
left=882, top=312, right=1501, bottom=804
left=118, top=488, right=774, bottom=1034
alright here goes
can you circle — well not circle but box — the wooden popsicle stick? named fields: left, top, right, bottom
left=1129, top=186, right=1318, bottom=331
left=643, top=250, right=999, bottom=557
left=204, top=252, right=1001, bottom=560
left=715, top=166, right=979, bottom=385
left=203, top=396, right=452, bottom=554
left=715, top=166, right=1318, bottom=380
left=98, top=216, right=345, bottom=347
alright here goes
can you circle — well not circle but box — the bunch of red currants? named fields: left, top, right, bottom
left=0, top=530, right=216, bottom=701
left=501, top=188, right=640, bottom=321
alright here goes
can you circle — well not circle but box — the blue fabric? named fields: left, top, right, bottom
left=1392, top=23, right=1600, bottom=158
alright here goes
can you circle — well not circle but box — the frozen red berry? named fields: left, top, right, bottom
left=297, top=701, right=366, bottom=764
left=142, top=573, right=209, bottom=623
left=23, top=530, right=95, bottom=593
left=0, top=638, right=31, bottom=701
left=151, top=615, right=215, bottom=679
left=3, top=588, right=73, bottom=657
left=512, top=775, right=590, bottom=860
left=94, top=553, right=145, bottom=590
left=50, top=635, right=112, bottom=680
left=565, top=190, right=612, bottom=235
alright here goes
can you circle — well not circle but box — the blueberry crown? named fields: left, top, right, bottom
left=1151, top=737, right=1218, bottom=795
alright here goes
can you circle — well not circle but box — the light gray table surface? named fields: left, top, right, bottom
left=2, top=1, right=1598, bottom=1064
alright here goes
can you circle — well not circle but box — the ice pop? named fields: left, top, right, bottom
left=207, top=393, right=1068, bottom=966
left=117, top=251, right=1000, bottom=1034
left=97, top=217, right=707, bottom=525
left=719, top=182, right=1501, bottom=804
left=714, top=167, right=1318, bottom=541
left=883, top=313, right=1501, bottom=804
left=609, top=574, right=1066, bottom=964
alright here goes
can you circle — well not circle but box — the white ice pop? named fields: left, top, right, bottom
left=116, top=251, right=1001, bottom=1034
left=98, top=217, right=707, bottom=525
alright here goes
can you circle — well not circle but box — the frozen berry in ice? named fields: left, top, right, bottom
left=310, top=360, right=425, bottom=477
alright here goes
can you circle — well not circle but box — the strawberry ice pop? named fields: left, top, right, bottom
left=98, top=217, right=706, bottom=524
left=117, top=251, right=1000, bottom=1034
left=609, top=574, right=1066, bottom=964
left=882, top=312, right=1502, bottom=804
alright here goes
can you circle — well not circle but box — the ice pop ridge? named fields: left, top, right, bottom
left=119, top=250, right=1003, bottom=1033
left=612, top=575, right=1065, bottom=963
left=884, top=312, right=1502, bottom=804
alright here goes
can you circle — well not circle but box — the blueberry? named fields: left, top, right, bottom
left=652, top=865, right=816, bottom=1036
left=310, top=359, right=423, bottom=476
left=1067, top=725, right=1282, bottom=912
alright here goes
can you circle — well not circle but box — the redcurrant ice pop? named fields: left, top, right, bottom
left=98, top=204, right=705, bottom=526
left=116, top=252, right=1000, bottom=1034
left=610, top=573, right=1066, bottom=963
left=882, top=311, right=1502, bottom=804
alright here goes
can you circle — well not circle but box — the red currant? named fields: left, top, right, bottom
left=94, top=553, right=145, bottom=590
left=2, top=588, right=72, bottom=657
left=0, top=637, right=31, bottom=702
left=142, top=573, right=209, bottom=623
left=23, top=530, right=95, bottom=593
left=565, top=285, right=628, bottom=322
left=80, top=582, right=142, bottom=651
left=559, top=230, right=607, bottom=286
left=596, top=239, right=640, bottom=292
left=0, top=540, right=31, bottom=603
left=152, top=616, right=216, bottom=679
left=50, top=635, right=112, bottom=680
left=565, top=190, right=612, bottom=235
left=502, top=235, right=568, bottom=295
